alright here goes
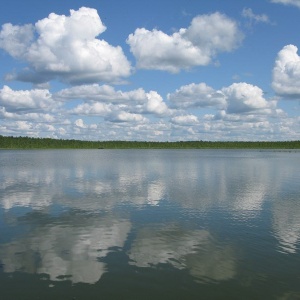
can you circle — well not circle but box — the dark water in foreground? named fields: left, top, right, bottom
left=0, top=149, right=300, bottom=299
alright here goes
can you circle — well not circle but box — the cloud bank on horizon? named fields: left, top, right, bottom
left=0, top=1, right=299, bottom=141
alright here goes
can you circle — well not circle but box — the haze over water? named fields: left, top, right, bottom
left=0, top=149, right=300, bottom=299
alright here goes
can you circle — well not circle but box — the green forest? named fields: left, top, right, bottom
left=1, top=135, right=300, bottom=149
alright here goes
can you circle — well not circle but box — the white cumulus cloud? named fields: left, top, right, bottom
left=56, top=84, right=147, bottom=104
left=127, top=12, right=243, bottom=73
left=0, top=23, right=34, bottom=57
left=57, top=84, right=171, bottom=117
left=71, top=102, right=112, bottom=116
left=168, top=82, right=226, bottom=108
left=144, top=91, right=170, bottom=116
left=171, top=114, right=199, bottom=125
left=0, top=7, right=132, bottom=84
left=110, top=111, right=148, bottom=123
left=75, top=119, right=87, bottom=128
left=0, top=85, right=55, bottom=112
left=222, top=82, right=275, bottom=114
left=272, top=44, right=300, bottom=97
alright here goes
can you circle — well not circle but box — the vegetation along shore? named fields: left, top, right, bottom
left=1, top=135, right=300, bottom=149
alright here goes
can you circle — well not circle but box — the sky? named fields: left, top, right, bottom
left=0, top=0, right=300, bottom=141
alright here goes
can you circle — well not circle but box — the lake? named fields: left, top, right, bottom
left=0, top=149, right=300, bottom=299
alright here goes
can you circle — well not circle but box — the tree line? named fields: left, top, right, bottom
left=1, top=135, right=300, bottom=149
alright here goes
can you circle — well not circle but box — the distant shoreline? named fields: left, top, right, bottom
left=1, top=135, right=300, bottom=149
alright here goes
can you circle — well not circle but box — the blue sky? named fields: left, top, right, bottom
left=0, top=0, right=300, bottom=141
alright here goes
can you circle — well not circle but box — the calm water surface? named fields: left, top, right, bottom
left=0, top=149, right=300, bottom=299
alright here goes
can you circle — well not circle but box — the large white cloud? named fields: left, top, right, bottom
left=271, top=0, right=300, bottom=8
left=167, top=82, right=226, bottom=108
left=127, top=12, right=243, bottom=72
left=0, top=85, right=56, bottom=112
left=57, top=84, right=171, bottom=117
left=168, top=81, right=277, bottom=119
left=0, top=107, right=56, bottom=123
left=0, top=23, right=34, bottom=57
left=0, top=7, right=131, bottom=84
left=144, top=91, right=170, bottom=115
left=171, top=114, right=199, bottom=125
left=109, top=111, right=148, bottom=123
left=222, top=82, right=275, bottom=114
left=272, top=45, right=300, bottom=97
left=56, top=84, right=146, bottom=104
left=71, top=102, right=112, bottom=116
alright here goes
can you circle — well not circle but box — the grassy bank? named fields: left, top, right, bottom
left=1, top=135, right=300, bottom=149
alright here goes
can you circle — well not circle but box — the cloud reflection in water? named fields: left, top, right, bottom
left=0, top=213, right=131, bottom=284
left=0, top=149, right=300, bottom=288
left=128, top=224, right=236, bottom=282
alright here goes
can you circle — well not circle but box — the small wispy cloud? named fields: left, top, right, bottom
left=242, top=8, right=271, bottom=25
left=271, top=0, right=300, bottom=8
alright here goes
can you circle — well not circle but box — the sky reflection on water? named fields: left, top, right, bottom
left=0, top=149, right=300, bottom=298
